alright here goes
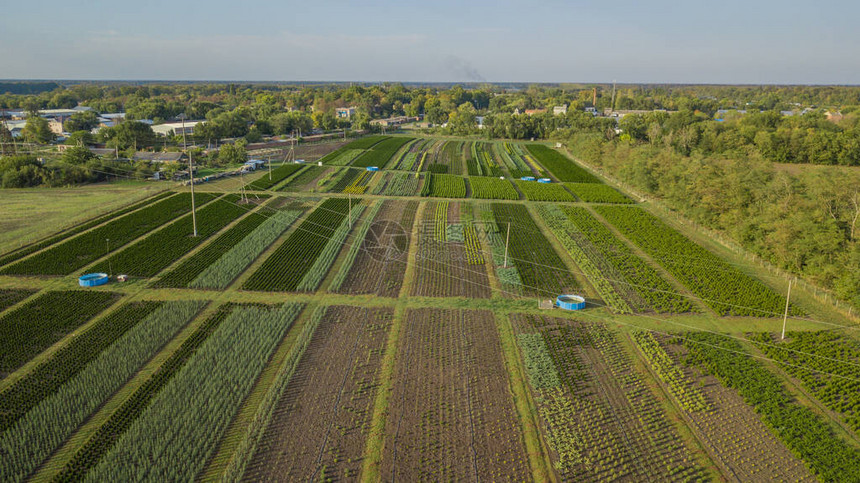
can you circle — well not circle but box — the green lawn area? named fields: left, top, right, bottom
left=0, top=181, right=166, bottom=254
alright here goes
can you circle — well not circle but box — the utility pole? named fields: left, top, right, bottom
left=268, top=155, right=273, bottom=181
left=781, top=278, right=795, bottom=340
left=181, top=115, right=198, bottom=237
left=106, top=238, right=112, bottom=277
left=503, top=222, right=511, bottom=267
left=348, top=192, right=352, bottom=228
left=610, top=80, right=617, bottom=112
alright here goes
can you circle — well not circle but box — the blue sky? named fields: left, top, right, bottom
left=1, top=0, right=857, bottom=83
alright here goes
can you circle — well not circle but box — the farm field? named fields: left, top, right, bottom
left=411, top=201, right=491, bottom=298
left=0, top=134, right=857, bottom=482
left=0, top=182, right=166, bottom=254
left=242, top=305, right=392, bottom=481
left=380, top=308, right=530, bottom=481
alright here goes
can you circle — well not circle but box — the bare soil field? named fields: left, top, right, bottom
left=380, top=308, right=530, bottom=481
left=243, top=305, right=393, bottom=481
left=338, top=200, right=418, bottom=297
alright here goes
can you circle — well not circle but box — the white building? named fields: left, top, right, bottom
left=151, top=120, right=203, bottom=137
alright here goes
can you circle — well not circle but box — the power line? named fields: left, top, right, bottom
left=208, top=194, right=860, bottom=375
left=231, top=187, right=858, bottom=332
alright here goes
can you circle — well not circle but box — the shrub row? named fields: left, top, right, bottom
left=0, top=290, right=121, bottom=375
left=1, top=192, right=216, bottom=276
left=526, top=144, right=600, bottom=183
left=91, top=195, right=247, bottom=278
left=243, top=198, right=351, bottom=291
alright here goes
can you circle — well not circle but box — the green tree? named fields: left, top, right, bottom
left=64, top=130, right=96, bottom=146
left=63, top=111, right=99, bottom=132
left=102, top=121, right=156, bottom=150
left=217, top=143, right=247, bottom=166
left=312, top=111, right=337, bottom=131
left=0, top=155, right=48, bottom=187
left=22, top=116, right=55, bottom=143
left=61, top=145, right=96, bottom=165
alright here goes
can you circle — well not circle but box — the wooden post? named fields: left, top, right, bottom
left=781, top=278, right=794, bottom=340
left=503, top=222, right=511, bottom=268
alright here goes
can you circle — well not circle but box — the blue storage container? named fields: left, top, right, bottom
left=79, top=273, right=109, bottom=287
left=520, top=176, right=535, bottom=181
left=366, top=166, right=379, bottom=171
left=556, top=294, right=586, bottom=310
left=538, top=178, right=552, bottom=183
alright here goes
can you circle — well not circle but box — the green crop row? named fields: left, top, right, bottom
left=526, top=144, right=600, bottom=183
left=595, top=206, right=792, bottom=316
left=85, top=303, right=302, bottom=482
left=559, top=206, right=692, bottom=313
left=1, top=192, right=216, bottom=276
left=565, top=183, right=632, bottom=203
left=151, top=204, right=274, bottom=288
left=352, top=136, right=414, bottom=168
left=497, top=142, right=533, bottom=178
left=0, top=290, right=120, bottom=375
left=295, top=202, right=365, bottom=291
left=515, top=180, right=577, bottom=201
left=91, top=195, right=247, bottom=278
left=222, top=304, right=325, bottom=481
left=752, top=331, right=860, bottom=432
left=54, top=302, right=241, bottom=482
left=491, top=203, right=578, bottom=296
left=243, top=198, right=351, bottom=291
left=276, top=165, right=325, bottom=191
left=328, top=168, right=363, bottom=192
left=0, top=289, right=36, bottom=314
left=632, top=331, right=709, bottom=412
left=245, top=163, right=304, bottom=190
left=422, top=173, right=467, bottom=198
left=189, top=209, right=302, bottom=290
left=682, top=332, right=860, bottom=480
left=340, top=135, right=387, bottom=150
left=0, top=191, right=174, bottom=269
left=318, top=136, right=386, bottom=165
left=0, top=301, right=162, bottom=432
left=329, top=202, right=383, bottom=292
left=427, top=163, right=448, bottom=174
left=0, top=300, right=204, bottom=482
left=517, top=333, right=562, bottom=389
left=467, top=141, right=503, bottom=176
left=470, top=177, right=519, bottom=200
left=373, top=172, right=420, bottom=196
left=322, top=148, right=366, bottom=166
left=538, top=205, right=634, bottom=313
left=341, top=170, right=374, bottom=194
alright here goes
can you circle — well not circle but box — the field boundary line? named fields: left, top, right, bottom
left=360, top=303, right=407, bottom=482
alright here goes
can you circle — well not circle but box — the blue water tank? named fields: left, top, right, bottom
left=366, top=166, right=379, bottom=171
left=79, top=273, right=109, bottom=287
left=538, top=178, right=552, bottom=183
left=521, top=176, right=535, bottom=181
left=556, top=294, right=586, bottom=310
